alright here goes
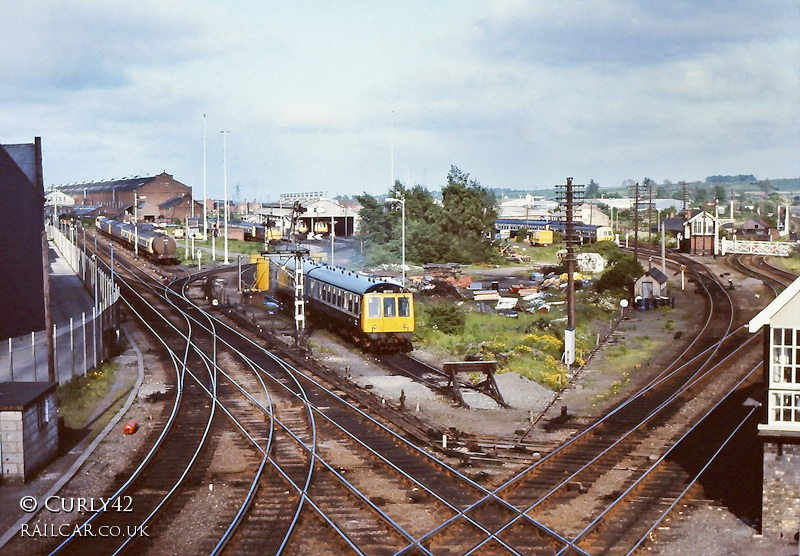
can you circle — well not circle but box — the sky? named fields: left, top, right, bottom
left=2, top=1, right=798, bottom=201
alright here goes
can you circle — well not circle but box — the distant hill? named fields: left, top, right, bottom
left=490, top=176, right=800, bottom=199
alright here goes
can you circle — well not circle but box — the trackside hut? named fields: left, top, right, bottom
left=634, top=267, right=668, bottom=299
left=0, top=382, right=58, bottom=481
left=748, top=276, right=800, bottom=538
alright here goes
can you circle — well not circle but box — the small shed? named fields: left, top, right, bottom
left=634, top=267, right=668, bottom=299
left=0, top=382, right=59, bottom=481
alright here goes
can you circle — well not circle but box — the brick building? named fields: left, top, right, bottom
left=57, top=172, right=200, bottom=224
left=683, top=210, right=718, bottom=255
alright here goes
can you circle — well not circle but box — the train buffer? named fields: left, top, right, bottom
left=442, top=361, right=509, bottom=409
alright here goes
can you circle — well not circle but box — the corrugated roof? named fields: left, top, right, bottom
left=57, top=176, right=155, bottom=194
left=71, top=205, right=103, bottom=215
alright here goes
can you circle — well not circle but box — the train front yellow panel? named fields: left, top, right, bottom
left=596, top=227, right=615, bottom=242
left=362, top=293, right=415, bottom=334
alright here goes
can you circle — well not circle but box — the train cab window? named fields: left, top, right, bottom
left=398, top=296, right=410, bottom=317
left=383, top=297, right=396, bottom=317
left=368, top=297, right=381, bottom=318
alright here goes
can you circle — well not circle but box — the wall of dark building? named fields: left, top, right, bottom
left=0, top=140, right=45, bottom=340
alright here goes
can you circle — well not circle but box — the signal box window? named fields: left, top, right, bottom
left=772, top=327, right=799, bottom=384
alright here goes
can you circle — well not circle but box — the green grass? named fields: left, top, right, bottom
left=771, top=250, right=800, bottom=274
left=413, top=298, right=614, bottom=391
left=57, top=361, right=119, bottom=429
left=175, top=236, right=268, bottom=266
left=461, top=240, right=561, bottom=272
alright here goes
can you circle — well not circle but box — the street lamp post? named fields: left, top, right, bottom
left=220, top=130, right=231, bottom=265
left=203, top=114, right=208, bottom=240
left=385, top=197, right=405, bottom=285
left=134, top=192, right=138, bottom=258
left=390, top=110, right=395, bottom=186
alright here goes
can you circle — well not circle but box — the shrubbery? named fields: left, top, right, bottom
left=423, top=302, right=466, bottom=335
left=594, top=255, right=644, bottom=295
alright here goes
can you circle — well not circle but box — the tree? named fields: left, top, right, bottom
left=354, top=192, right=392, bottom=245
left=594, top=255, right=644, bottom=295
left=586, top=179, right=600, bottom=199
left=356, top=167, right=502, bottom=267
left=713, top=185, right=727, bottom=203
left=439, top=166, right=500, bottom=263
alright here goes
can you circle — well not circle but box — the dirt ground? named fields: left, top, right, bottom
left=307, top=256, right=795, bottom=554
left=2, top=255, right=796, bottom=555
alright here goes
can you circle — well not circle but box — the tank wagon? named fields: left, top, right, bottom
left=271, top=258, right=414, bottom=352
left=95, top=217, right=177, bottom=263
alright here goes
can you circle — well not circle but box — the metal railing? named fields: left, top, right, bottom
left=1, top=225, right=120, bottom=383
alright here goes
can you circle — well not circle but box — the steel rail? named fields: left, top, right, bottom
left=168, top=272, right=557, bottom=555
left=421, top=266, right=739, bottom=553
left=165, top=276, right=442, bottom=555
left=74, top=231, right=319, bottom=555
left=48, top=282, right=197, bottom=553
left=564, top=364, right=760, bottom=553
left=55, top=246, right=276, bottom=555
left=459, top=331, right=759, bottom=555
left=165, top=276, right=331, bottom=556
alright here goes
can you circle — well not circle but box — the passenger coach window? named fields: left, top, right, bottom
left=398, top=296, right=410, bottom=317
left=384, top=297, right=396, bottom=317
left=368, top=297, right=381, bottom=318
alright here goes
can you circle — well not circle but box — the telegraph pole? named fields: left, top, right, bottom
left=629, top=181, right=641, bottom=268
left=647, top=178, right=654, bottom=246
left=556, top=177, right=583, bottom=366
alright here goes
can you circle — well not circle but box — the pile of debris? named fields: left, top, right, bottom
left=499, top=243, right=531, bottom=263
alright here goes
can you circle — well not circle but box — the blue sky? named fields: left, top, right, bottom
left=2, top=1, right=798, bottom=200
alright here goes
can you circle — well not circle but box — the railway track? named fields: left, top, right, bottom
left=408, top=248, right=766, bottom=555
left=9, top=229, right=797, bottom=555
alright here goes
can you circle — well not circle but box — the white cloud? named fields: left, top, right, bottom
left=1, top=1, right=797, bottom=196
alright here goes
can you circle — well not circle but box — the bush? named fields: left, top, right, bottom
left=425, top=302, right=466, bottom=335
left=594, top=255, right=644, bottom=295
